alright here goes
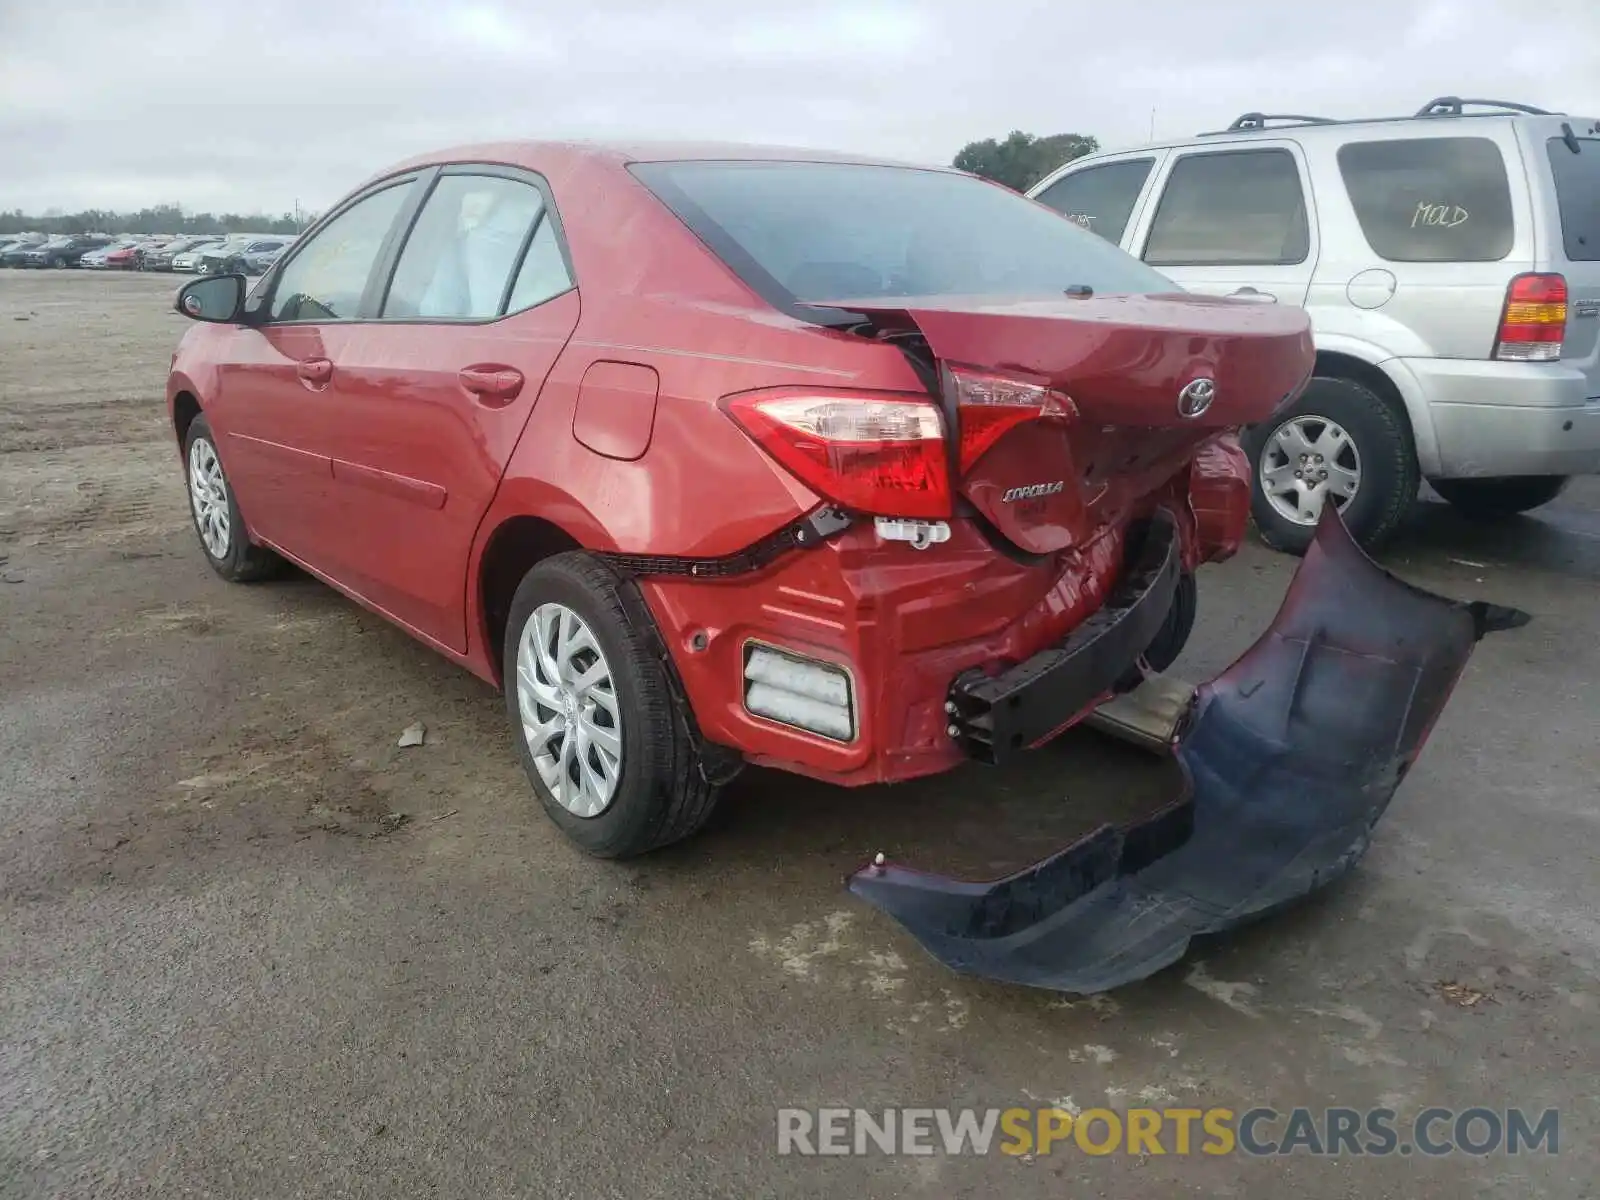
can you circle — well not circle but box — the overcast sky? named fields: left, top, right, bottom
left=3, top=0, right=1598, bottom=215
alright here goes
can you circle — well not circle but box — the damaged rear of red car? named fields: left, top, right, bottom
left=629, top=156, right=1314, bottom=788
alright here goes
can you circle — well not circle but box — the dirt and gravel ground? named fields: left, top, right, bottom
left=2, top=269, right=1597, bottom=1199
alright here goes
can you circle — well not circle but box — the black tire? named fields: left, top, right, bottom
left=47, top=256, right=63, bottom=269
left=1431, top=475, right=1569, bottom=521
left=502, top=552, right=723, bottom=858
left=1242, top=375, right=1419, bottom=556
left=1115, top=570, right=1197, bottom=692
left=182, top=414, right=284, bottom=583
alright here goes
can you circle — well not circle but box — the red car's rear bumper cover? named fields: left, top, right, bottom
left=639, top=438, right=1252, bottom=786
left=845, top=506, right=1528, bottom=993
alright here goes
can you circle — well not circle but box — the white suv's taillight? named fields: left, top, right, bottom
left=1493, top=273, right=1567, bottom=362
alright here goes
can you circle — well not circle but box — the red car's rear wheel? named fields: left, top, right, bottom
left=503, top=552, right=723, bottom=858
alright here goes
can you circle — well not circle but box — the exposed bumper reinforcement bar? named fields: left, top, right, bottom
left=849, top=506, right=1529, bottom=994
left=946, top=512, right=1180, bottom=765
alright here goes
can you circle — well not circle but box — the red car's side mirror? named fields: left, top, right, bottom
left=175, top=274, right=246, bottom=324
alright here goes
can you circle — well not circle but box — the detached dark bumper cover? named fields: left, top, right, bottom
left=848, top=506, right=1527, bottom=994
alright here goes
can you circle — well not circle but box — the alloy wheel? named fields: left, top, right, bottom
left=1259, top=415, right=1362, bottom=526
left=187, top=437, right=232, bottom=559
left=516, top=602, right=624, bottom=817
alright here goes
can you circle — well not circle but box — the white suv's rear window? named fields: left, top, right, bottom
left=1336, top=137, right=1513, bottom=263
left=1546, top=137, right=1600, bottom=262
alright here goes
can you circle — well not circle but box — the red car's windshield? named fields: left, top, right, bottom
left=631, top=159, right=1176, bottom=309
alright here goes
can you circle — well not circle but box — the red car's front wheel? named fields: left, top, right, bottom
left=182, top=414, right=284, bottom=583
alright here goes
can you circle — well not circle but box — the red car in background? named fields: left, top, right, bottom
left=103, top=241, right=147, bottom=270
left=166, top=141, right=1314, bottom=860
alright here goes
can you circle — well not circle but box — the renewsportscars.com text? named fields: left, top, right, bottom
left=776, top=1106, right=1560, bottom=1158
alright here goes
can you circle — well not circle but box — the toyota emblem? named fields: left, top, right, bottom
left=1177, top=378, right=1215, bottom=419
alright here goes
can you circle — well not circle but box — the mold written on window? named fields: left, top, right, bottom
left=1411, top=203, right=1469, bottom=229
left=1338, top=137, right=1512, bottom=262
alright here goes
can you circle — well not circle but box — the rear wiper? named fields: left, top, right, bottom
left=1064, top=284, right=1094, bottom=298
left=1561, top=121, right=1581, bottom=154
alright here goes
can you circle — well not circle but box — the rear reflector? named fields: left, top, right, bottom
left=941, top=364, right=1077, bottom=472
left=743, top=644, right=855, bottom=742
left=1494, top=273, right=1567, bottom=362
left=722, top=389, right=951, bottom=519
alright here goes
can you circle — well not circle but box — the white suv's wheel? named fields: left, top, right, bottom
left=1258, top=415, right=1362, bottom=527
left=1243, top=376, right=1419, bottom=555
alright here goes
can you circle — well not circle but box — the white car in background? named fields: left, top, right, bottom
left=171, top=241, right=226, bottom=273
left=1029, top=95, right=1600, bottom=552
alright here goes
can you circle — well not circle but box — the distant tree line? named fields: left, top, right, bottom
left=952, top=131, right=1100, bottom=192
left=0, top=204, right=311, bottom=236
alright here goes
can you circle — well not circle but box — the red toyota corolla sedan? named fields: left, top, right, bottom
left=167, top=141, right=1313, bottom=858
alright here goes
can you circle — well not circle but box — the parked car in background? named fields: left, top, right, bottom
left=198, top=237, right=294, bottom=276
left=1028, top=95, right=1600, bottom=551
left=105, top=239, right=162, bottom=269
left=143, top=237, right=212, bottom=271
left=0, top=237, right=45, bottom=265
left=81, top=239, right=144, bottom=269
left=171, top=241, right=226, bottom=272
left=239, top=240, right=294, bottom=275
left=165, top=140, right=1314, bottom=859
left=19, top=235, right=112, bottom=268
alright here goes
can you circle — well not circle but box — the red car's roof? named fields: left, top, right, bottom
left=373, top=139, right=948, bottom=182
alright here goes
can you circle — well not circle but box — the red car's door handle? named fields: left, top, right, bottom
left=296, top=358, right=333, bottom=385
left=458, top=365, right=524, bottom=402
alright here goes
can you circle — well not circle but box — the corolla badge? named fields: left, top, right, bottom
left=1177, top=377, right=1216, bottom=419
left=1001, top=481, right=1064, bottom=503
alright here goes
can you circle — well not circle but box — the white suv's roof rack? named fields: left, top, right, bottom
left=1198, top=97, right=1562, bottom=137
left=1414, top=96, right=1557, bottom=117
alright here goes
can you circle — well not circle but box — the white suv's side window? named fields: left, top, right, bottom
left=1336, top=137, right=1513, bottom=263
left=1033, top=159, right=1155, bottom=244
left=1143, top=149, right=1309, bottom=267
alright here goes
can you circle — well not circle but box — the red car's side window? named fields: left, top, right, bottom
left=505, top=218, right=573, bottom=313
left=267, top=183, right=412, bottom=322
left=382, top=175, right=547, bottom=320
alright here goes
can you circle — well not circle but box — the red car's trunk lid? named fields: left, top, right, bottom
left=820, top=293, right=1315, bottom=554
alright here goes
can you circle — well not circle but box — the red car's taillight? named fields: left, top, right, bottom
left=941, top=363, right=1078, bottom=471
left=1493, top=272, right=1567, bottom=362
left=722, top=389, right=952, bottom=519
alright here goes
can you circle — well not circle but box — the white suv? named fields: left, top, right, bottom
left=1028, top=96, right=1600, bottom=552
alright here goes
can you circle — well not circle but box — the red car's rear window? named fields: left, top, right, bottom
left=631, top=159, right=1173, bottom=312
